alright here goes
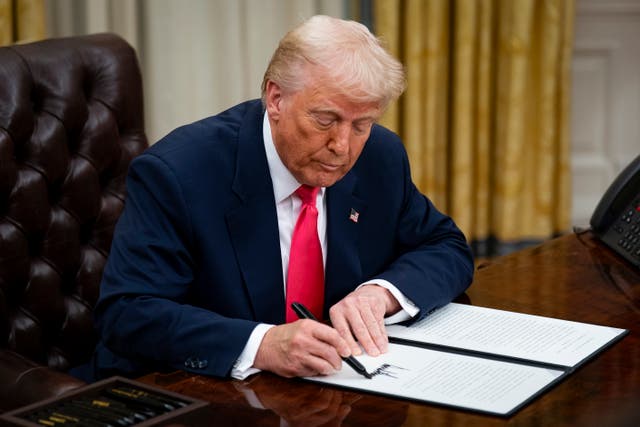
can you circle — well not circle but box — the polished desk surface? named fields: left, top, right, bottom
left=138, top=231, right=640, bottom=426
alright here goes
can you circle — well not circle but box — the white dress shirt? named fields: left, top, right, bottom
left=230, top=112, right=418, bottom=379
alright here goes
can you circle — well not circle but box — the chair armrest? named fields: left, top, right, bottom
left=0, top=349, right=86, bottom=412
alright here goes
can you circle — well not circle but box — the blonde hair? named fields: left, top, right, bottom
left=261, top=15, right=405, bottom=108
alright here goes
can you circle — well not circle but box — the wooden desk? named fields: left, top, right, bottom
left=137, top=231, right=640, bottom=426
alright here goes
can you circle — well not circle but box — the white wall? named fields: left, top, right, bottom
left=571, top=0, right=640, bottom=227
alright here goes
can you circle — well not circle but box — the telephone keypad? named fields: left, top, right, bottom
left=611, top=198, right=640, bottom=261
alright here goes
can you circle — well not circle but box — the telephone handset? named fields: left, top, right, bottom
left=590, top=154, right=640, bottom=268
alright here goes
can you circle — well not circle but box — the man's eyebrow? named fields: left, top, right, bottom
left=310, top=108, right=339, bottom=116
left=354, top=116, right=377, bottom=123
left=311, top=109, right=378, bottom=123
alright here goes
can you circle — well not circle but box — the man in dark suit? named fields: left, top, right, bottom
left=87, top=15, right=474, bottom=381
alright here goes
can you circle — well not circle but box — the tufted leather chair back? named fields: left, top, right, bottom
left=0, top=34, right=147, bottom=376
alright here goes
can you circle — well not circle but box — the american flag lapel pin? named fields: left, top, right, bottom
left=349, top=208, right=359, bottom=223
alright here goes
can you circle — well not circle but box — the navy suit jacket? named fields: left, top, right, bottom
left=88, top=99, right=474, bottom=380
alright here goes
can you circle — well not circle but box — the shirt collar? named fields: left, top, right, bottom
left=263, top=111, right=325, bottom=203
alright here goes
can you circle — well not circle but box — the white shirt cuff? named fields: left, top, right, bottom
left=358, top=279, right=419, bottom=324
left=230, top=323, right=275, bottom=380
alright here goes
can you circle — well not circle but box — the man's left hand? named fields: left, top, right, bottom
left=328, top=284, right=401, bottom=357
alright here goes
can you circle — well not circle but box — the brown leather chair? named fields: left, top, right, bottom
left=0, top=33, right=147, bottom=412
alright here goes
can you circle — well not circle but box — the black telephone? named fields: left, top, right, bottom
left=590, top=154, right=640, bottom=268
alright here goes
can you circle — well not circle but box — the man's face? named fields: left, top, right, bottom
left=265, top=77, right=382, bottom=188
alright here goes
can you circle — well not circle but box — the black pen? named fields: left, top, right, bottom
left=291, top=302, right=372, bottom=379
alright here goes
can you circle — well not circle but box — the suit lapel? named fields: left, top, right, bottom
left=225, top=102, right=285, bottom=325
left=324, top=172, right=367, bottom=315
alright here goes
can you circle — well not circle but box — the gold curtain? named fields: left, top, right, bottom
left=375, top=0, right=574, bottom=255
left=0, top=0, right=45, bottom=46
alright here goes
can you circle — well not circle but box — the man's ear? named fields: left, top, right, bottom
left=265, top=80, right=283, bottom=122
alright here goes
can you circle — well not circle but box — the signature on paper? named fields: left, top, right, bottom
left=369, top=363, right=408, bottom=379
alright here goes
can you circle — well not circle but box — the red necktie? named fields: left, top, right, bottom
left=285, top=185, right=324, bottom=322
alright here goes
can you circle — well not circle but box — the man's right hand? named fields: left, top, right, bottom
left=253, top=320, right=352, bottom=377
